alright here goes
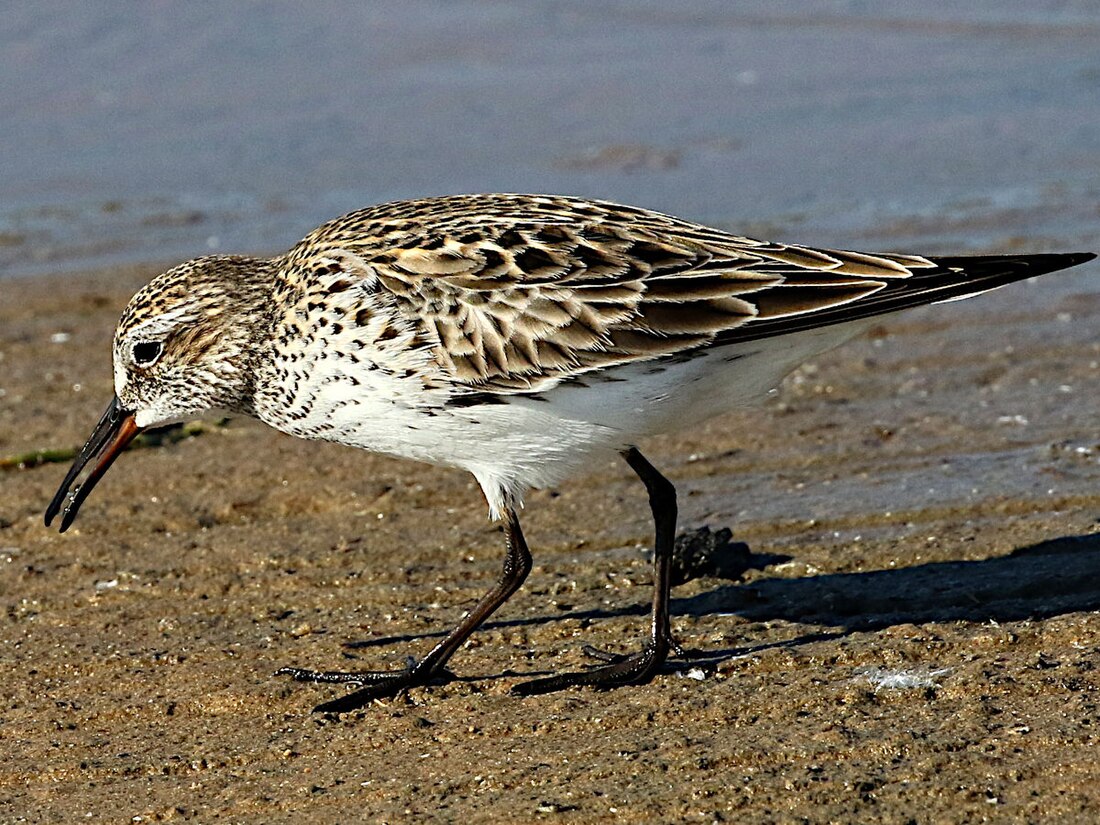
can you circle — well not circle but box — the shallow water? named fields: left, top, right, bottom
left=3, top=1, right=1100, bottom=278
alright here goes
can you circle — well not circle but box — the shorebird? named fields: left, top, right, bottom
left=45, top=194, right=1093, bottom=712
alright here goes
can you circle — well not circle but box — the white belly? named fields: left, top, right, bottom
left=260, top=320, right=870, bottom=518
left=527, top=321, right=872, bottom=439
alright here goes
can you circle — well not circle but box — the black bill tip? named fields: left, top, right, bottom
left=46, top=396, right=141, bottom=533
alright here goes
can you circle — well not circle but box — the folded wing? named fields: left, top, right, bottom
left=293, top=194, right=1093, bottom=394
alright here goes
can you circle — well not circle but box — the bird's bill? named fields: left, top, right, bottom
left=45, top=395, right=142, bottom=533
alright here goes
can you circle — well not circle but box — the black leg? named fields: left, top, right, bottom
left=279, top=506, right=532, bottom=712
left=513, top=446, right=678, bottom=696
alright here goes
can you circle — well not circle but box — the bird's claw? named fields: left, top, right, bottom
left=512, top=639, right=668, bottom=696
left=277, top=658, right=453, bottom=712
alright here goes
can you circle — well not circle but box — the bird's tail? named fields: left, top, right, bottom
left=719, top=252, right=1095, bottom=344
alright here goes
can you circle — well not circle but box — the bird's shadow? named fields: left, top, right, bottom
left=339, top=530, right=1100, bottom=674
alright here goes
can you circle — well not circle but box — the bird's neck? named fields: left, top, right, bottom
left=213, top=256, right=283, bottom=419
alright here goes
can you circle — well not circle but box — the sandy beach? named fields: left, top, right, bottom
left=2, top=251, right=1098, bottom=821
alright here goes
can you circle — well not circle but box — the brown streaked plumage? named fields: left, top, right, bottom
left=280, top=194, right=941, bottom=392
left=45, top=193, right=1095, bottom=712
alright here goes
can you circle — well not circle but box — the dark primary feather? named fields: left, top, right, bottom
left=713, top=252, right=1096, bottom=345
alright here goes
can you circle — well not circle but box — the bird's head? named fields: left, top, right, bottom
left=113, top=255, right=275, bottom=427
left=46, top=255, right=276, bottom=532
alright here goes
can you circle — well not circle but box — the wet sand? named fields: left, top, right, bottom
left=2, top=253, right=1098, bottom=822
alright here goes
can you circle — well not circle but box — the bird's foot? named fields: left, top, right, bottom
left=581, top=631, right=686, bottom=662
left=276, top=658, right=453, bottom=712
left=512, top=638, right=669, bottom=696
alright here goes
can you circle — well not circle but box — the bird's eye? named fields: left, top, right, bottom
left=131, top=341, right=163, bottom=367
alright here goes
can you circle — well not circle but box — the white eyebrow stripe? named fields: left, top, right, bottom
left=125, top=303, right=198, bottom=340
